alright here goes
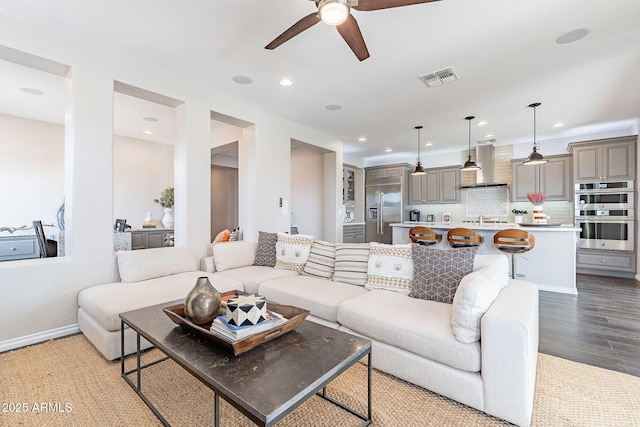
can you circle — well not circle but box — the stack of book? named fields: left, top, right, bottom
left=210, top=309, right=287, bottom=341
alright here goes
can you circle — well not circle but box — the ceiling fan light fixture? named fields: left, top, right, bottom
left=318, top=0, right=350, bottom=26
left=411, top=125, right=427, bottom=176
left=461, top=116, right=481, bottom=171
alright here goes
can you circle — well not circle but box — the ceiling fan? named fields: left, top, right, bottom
left=265, top=0, right=441, bottom=61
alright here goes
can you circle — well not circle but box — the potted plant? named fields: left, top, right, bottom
left=154, top=187, right=174, bottom=227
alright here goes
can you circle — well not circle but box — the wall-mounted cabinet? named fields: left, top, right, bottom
left=409, top=166, right=460, bottom=204
left=511, top=154, right=572, bottom=202
left=569, top=137, right=635, bottom=182
left=343, top=166, right=356, bottom=204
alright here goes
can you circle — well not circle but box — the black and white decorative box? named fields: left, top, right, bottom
left=225, top=294, right=267, bottom=326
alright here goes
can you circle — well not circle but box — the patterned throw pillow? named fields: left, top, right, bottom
left=254, top=231, right=277, bottom=267
left=275, top=232, right=313, bottom=272
left=301, top=240, right=336, bottom=279
left=229, top=227, right=240, bottom=241
left=333, top=243, right=370, bottom=286
left=365, top=243, right=413, bottom=295
left=410, top=245, right=478, bottom=304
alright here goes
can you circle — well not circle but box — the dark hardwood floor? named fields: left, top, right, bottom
left=538, top=273, right=640, bottom=377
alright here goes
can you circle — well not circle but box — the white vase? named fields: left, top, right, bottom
left=162, top=208, right=174, bottom=228
left=532, top=205, right=547, bottom=224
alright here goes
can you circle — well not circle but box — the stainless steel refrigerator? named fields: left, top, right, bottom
left=365, top=165, right=409, bottom=244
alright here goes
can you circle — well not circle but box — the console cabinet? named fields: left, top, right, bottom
left=570, top=137, right=635, bottom=182
left=131, top=229, right=174, bottom=250
left=410, top=166, right=460, bottom=204
left=511, top=154, right=572, bottom=202
left=0, top=235, right=39, bottom=261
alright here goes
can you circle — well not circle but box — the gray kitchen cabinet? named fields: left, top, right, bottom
left=511, top=154, right=572, bottom=201
left=409, top=166, right=459, bottom=204
left=570, top=137, right=635, bottom=182
left=576, top=249, right=636, bottom=274
left=131, top=229, right=174, bottom=250
left=343, top=223, right=365, bottom=243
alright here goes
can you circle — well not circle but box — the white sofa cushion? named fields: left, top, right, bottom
left=365, top=242, right=413, bottom=295
left=337, top=289, right=481, bottom=372
left=117, top=245, right=196, bottom=283
left=214, top=266, right=299, bottom=295
left=78, top=271, right=243, bottom=332
left=451, top=255, right=509, bottom=344
left=259, top=275, right=368, bottom=323
left=213, top=241, right=257, bottom=272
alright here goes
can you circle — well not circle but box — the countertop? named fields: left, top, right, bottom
left=393, top=221, right=580, bottom=232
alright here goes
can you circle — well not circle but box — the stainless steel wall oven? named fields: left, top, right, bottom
left=575, top=181, right=635, bottom=251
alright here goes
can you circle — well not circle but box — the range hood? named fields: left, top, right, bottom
left=461, top=145, right=509, bottom=188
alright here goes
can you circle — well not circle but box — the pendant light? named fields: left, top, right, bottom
left=522, top=102, right=548, bottom=166
left=411, top=125, right=426, bottom=175
left=461, top=116, right=481, bottom=171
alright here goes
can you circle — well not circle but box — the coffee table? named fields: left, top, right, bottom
left=120, top=301, right=372, bottom=426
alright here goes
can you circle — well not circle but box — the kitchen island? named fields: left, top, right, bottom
left=392, top=222, right=580, bottom=294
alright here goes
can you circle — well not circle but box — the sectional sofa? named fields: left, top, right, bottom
left=77, top=237, right=538, bottom=427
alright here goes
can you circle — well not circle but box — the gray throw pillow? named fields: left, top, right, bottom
left=254, top=231, right=277, bottom=267
left=410, top=245, right=477, bottom=303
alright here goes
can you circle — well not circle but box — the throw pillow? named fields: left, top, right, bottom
left=229, top=227, right=240, bottom=241
left=254, top=231, right=277, bottom=267
left=213, top=229, right=231, bottom=243
left=365, top=243, right=413, bottom=295
left=301, top=240, right=336, bottom=279
left=450, top=256, right=509, bottom=343
left=275, top=232, right=313, bottom=272
left=410, top=245, right=477, bottom=303
left=333, top=243, right=370, bottom=286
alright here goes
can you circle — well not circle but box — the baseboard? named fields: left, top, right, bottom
left=536, top=284, right=578, bottom=295
left=0, top=324, right=80, bottom=353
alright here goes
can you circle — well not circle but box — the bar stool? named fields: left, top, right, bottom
left=493, top=229, right=535, bottom=279
left=409, top=226, right=442, bottom=246
left=447, top=228, right=484, bottom=249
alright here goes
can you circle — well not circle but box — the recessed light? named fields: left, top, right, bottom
left=484, top=134, right=494, bottom=138
left=143, top=130, right=153, bottom=135
left=279, top=78, right=293, bottom=87
left=476, top=121, right=488, bottom=126
left=232, top=75, right=253, bottom=85
left=19, top=87, right=44, bottom=95
left=552, top=122, right=565, bottom=128
left=424, top=142, right=433, bottom=146
left=358, top=137, right=367, bottom=142
left=385, top=148, right=392, bottom=152
left=142, top=117, right=158, bottom=122
left=556, top=27, right=590, bottom=44
left=325, top=104, right=342, bottom=111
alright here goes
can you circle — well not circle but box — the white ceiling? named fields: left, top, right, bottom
left=0, top=0, right=639, bottom=165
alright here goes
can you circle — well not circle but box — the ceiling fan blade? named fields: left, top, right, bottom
left=265, top=13, right=321, bottom=50
left=353, top=0, right=440, bottom=11
left=337, top=14, right=370, bottom=61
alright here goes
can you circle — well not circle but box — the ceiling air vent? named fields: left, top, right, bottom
left=418, top=67, right=459, bottom=87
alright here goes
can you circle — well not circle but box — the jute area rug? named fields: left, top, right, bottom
left=1, top=334, right=639, bottom=427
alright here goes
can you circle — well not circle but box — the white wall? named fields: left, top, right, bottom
left=0, top=113, right=64, bottom=226
left=291, top=146, right=324, bottom=239
left=0, top=14, right=342, bottom=350
left=113, top=135, right=174, bottom=228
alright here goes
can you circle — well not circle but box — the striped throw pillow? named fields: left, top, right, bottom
left=301, top=240, right=336, bottom=279
left=333, top=243, right=370, bottom=286
left=365, top=243, right=413, bottom=295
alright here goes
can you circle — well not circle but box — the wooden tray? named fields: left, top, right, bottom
left=163, top=291, right=309, bottom=356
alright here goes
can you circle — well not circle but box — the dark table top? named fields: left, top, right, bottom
left=120, top=300, right=371, bottom=426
